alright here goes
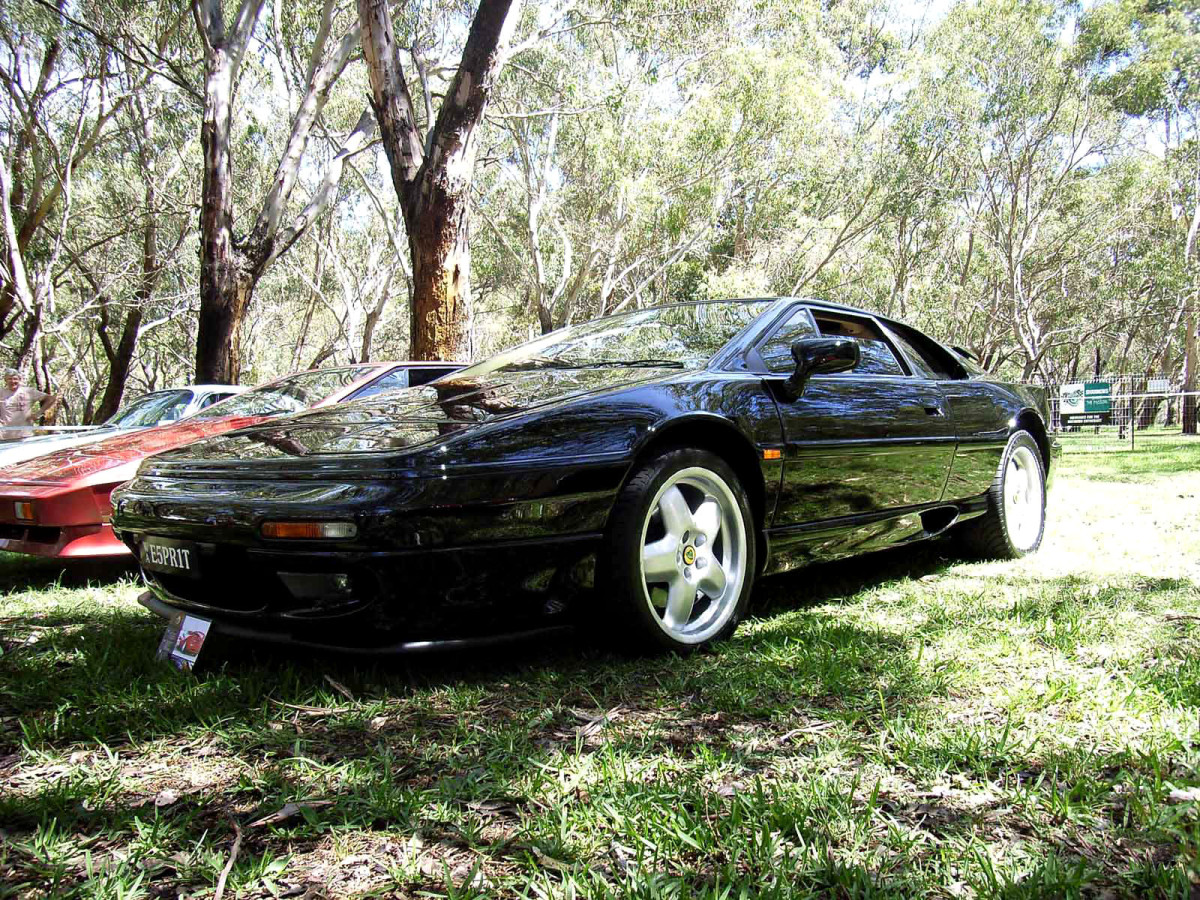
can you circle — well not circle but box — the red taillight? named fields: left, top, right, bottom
left=261, top=521, right=357, bottom=540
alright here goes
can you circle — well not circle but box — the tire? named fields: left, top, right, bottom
left=604, top=448, right=756, bottom=652
left=958, top=430, right=1046, bottom=559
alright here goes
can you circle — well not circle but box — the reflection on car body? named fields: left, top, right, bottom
left=0, top=384, right=248, bottom=470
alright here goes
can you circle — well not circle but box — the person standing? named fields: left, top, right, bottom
left=0, top=368, right=59, bottom=438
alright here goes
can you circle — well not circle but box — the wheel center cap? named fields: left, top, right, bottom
left=682, top=545, right=696, bottom=565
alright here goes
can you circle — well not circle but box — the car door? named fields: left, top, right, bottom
left=879, top=319, right=1012, bottom=502
left=757, top=306, right=957, bottom=534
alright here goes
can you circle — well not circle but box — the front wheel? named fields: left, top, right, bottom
left=604, top=448, right=756, bottom=652
left=958, top=430, right=1046, bottom=559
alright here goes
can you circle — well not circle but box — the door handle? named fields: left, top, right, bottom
left=924, top=406, right=945, bottom=417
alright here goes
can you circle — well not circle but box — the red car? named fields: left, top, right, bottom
left=0, top=361, right=461, bottom=558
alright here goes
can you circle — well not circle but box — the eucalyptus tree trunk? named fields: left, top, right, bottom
left=195, top=26, right=245, bottom=384
left=359, top=0, right=520, bottom=360
left=194, top=0, right=366, bottom=383
left=94, top=307, right=143, bottom=423
left=1182, top=190, right=1200, bottom=434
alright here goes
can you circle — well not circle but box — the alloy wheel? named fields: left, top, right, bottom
left=1005, top=444, right=1043, bottom=551
left=638, top=466, right=747, bottom=644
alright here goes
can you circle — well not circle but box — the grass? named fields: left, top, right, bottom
left=1058, top=429, right=1200, bottom=480
left=2, top=451, right=1200, bottom=898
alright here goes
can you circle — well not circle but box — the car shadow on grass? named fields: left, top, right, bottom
left=752, top=539, right=958, bottom=615
left=0, top=551, right=135, bottom=595
left=0, top=538, right=966, bottom=753
left=0, top=592, right=948, bottom=897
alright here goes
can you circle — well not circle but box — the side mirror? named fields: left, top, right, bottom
left=781, top=337, right=859, bottom=401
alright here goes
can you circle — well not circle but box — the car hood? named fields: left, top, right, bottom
left=146, top=366, right=684, bottom=466
left=0, top=426, right=123, bottom=468
left=0, top=415, right=268, bottom=485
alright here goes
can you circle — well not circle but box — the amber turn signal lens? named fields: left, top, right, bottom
left=762, top=448, right=782, bottom=460
left=261, top=521, right=357, bottom=540
left=13, top=501, right=34, bottom=522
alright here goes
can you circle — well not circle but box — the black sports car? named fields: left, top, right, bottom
left=112, top=299, right=1057, bottom=654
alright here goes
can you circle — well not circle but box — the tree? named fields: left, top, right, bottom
left=193, top=0, right=371, bottom=382
left=1079, top=0, right=1200, bottom=428
left=0, top=0, right=184, bottom=364
left=358, top=0, right=522, bottom=360
left=66, top=92, right=194, bottom=421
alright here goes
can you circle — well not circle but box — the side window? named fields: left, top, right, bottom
left=883, top=322, right=966, bottom=380
left=351, top=368, right=409, bottom=400
left=409, top=366, right=456, bottom=387
left=811, top=312, right=906, bottom=377
left=200, top=392, right=232, bottom=408
left=757, top=308, right=819, bottom=372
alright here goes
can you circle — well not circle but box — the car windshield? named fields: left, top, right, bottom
left=191, top=367, right=369, bottom=420
left=464, top=301, right=773, bottom=376
left=105, top=390, right=194, bottom=427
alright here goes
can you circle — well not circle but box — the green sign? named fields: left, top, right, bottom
left=1084, top=382, right=1111, bottom=412
left=1060, top=381, right=1111, bottom=426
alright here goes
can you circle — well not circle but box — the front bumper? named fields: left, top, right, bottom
left=137, top=590, right=573, bottom=655
left=127, top=531, right=602, bottom=649
left=0, top=522, right=129, bottom=558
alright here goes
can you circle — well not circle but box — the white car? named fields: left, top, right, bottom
left=0, top=384, right=246, bottom=470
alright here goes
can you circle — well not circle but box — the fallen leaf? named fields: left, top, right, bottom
left=1168, top=787, right=1200, bottom=803
left=138, top=856, right=180, bottom=873
left=611, top=840, right=636, bottom=875
left=248, top=800, right=333, bottom=828
left=467, top=798, right=522, bottom=818
left=154, top=788, right=180, bottom=808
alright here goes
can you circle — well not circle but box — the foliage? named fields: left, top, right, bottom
left=0, top=0, right=1196, bottom=413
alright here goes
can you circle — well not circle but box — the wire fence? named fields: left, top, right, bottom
left=1039, top=374, right=1200, bottom=453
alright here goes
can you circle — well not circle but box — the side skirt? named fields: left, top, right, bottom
left=762, top=496, right=987, bottom=576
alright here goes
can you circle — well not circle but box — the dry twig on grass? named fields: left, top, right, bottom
left=212, top=821, right=243, bottom=900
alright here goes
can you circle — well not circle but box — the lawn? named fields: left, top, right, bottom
left=1, top=450, right=1199, bottom=899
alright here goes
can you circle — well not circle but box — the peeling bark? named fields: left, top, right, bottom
left=194, top=0, right=364, bottom=383
left=360, top=0, right=520, bottom=360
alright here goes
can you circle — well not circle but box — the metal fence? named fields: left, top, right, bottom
left=1040, top=374, right=1200, bottom=453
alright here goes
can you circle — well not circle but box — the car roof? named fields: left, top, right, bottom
left=715, top=296, right=889, bottom=320
left=136, top=384, right=248, bottom=394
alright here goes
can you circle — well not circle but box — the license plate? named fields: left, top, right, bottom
left=156, top=612, right=212, bottom=672
left=141, top=537, right=201, bottom=578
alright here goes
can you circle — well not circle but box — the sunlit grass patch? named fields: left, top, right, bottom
left=1058, top=435, right=1200, bottom=481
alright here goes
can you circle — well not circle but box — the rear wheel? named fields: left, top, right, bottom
left=958, top=430, right=1046, bottom=559
left=605, top=448, right=756, bottom=651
